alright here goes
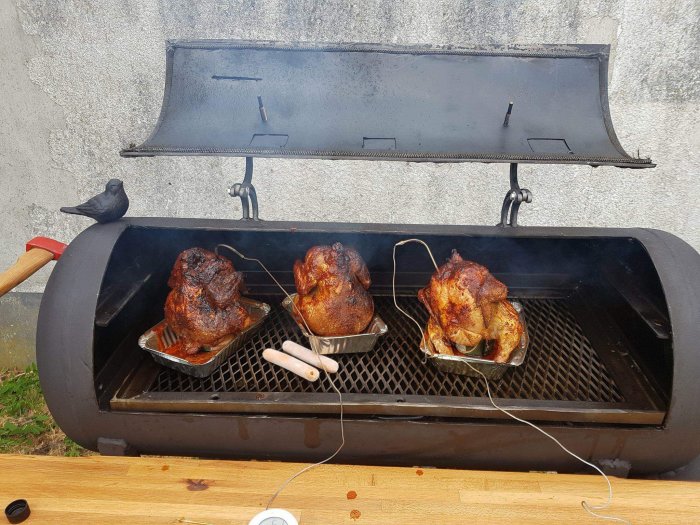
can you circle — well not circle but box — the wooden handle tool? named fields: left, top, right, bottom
left=0, top=237, right=66, bottom=297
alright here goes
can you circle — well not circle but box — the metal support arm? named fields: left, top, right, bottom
left=499, top=163, right=532, bottom=227
left=229, top=157, right=260, bottom=220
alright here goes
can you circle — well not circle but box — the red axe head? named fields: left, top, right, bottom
left=26, top=237, right=67, bottom=261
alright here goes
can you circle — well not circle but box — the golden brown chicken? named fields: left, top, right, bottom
left=418, top=250, right=523, bottom=363
left=292, top=243, right=374, bottom=336
left=165, top=248, right=251, bottom=355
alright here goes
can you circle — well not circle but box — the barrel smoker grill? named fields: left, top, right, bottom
left=37, top=41, right=700, bottom=475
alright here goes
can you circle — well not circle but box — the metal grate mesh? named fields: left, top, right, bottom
left=148, top=295, right=624, bottom=403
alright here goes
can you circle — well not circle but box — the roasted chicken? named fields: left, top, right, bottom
left=293, top=243, right=374, bottom=336
left=165, top=247, right=251, bottom=355
left=418, top=250, right=523, bottom=363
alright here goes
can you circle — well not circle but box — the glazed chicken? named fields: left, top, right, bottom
left=293, top=243, right=374, bottom=336
left=418, top=250, right=523, bottom=363
left=165, top=248, right=251, bottom=355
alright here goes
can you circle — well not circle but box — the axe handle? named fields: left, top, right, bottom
left=0, top=248, right=55, bottom=297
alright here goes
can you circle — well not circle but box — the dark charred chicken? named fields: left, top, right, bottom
left=164, top=248, right=251, bottom=354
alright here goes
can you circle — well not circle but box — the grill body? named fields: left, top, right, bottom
left=36, top=218, right=700, bottom=474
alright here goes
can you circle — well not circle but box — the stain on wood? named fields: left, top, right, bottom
left=184, top=479, right=210, bottom=491
left=347, top=490, right=357, bottom=500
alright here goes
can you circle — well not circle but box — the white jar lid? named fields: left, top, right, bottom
left=248, top=508, right=299, bottom=525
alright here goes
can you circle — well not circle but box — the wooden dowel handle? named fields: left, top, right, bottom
left=0, top=248, right=55, bottom=297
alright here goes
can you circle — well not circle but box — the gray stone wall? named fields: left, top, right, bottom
left=1, top=0, right=699, bottom=294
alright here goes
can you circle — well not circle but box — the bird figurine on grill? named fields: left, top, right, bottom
left=60, top=179, right=129, bottom=223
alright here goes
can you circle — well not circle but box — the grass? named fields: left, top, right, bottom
left=0, top=365, right=92, bottom=456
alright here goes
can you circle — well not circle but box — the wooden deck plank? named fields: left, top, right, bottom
left=0, top=454, right=697, bottom=524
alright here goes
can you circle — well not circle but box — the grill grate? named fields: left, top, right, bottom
left=148, top=295, right=624, bottom=404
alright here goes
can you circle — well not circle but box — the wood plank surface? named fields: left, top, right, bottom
left=0, top=454, right=697, bottom=524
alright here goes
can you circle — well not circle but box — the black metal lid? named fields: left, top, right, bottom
left=122, top=40, right=653, bottom=168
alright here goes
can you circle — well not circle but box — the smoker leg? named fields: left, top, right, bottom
left=597, top=459, right=632, bottom=478
left=97, top=437, right=139, bottom=457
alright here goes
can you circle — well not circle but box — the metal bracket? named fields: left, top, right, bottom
left=229, top=157, right=260, bottom=220
left=97, top=437, right=139, bottom=456
left=499, top=163, right=532, bottom=227
left=597, top=459, right=632, bottom=478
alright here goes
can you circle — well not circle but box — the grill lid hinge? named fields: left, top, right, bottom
left=499, top=163, right=532, bottom=227
left=229, top=157, right=260, bottom=220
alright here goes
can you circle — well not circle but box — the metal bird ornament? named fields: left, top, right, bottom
left=60, top=179, right=129, bottom=223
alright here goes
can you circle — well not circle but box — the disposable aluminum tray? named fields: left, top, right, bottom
left=282, top=294, right=387, bottom=354
left=419, top=302, right=529, bottom=380
left=138, top=298, right=271, bottom=378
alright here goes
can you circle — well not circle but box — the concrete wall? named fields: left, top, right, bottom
left=1, top=0, right=698, bottom=295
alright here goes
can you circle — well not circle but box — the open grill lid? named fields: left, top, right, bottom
left=122, top=40, right=652, bottom=168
